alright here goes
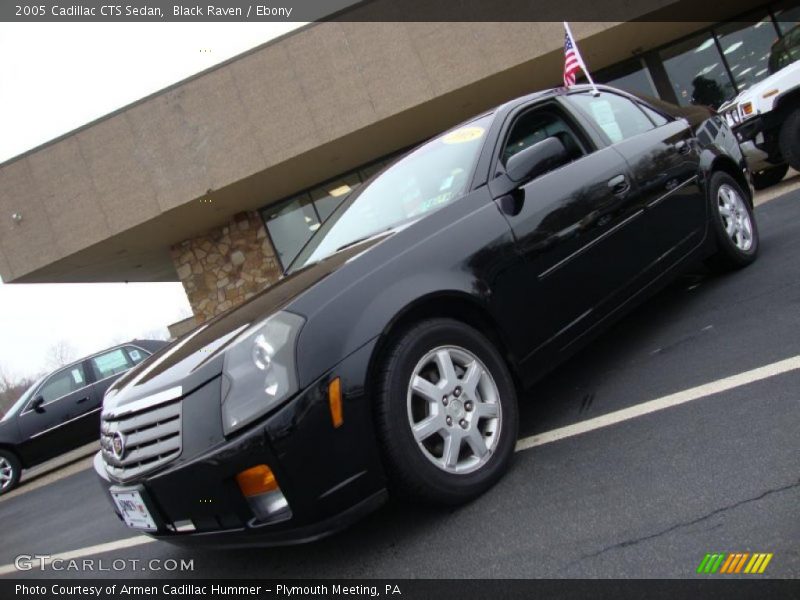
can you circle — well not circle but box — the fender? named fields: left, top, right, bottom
left=291, top=190, right=517, bottom=389
left=698, top=145, right=751, bottom=207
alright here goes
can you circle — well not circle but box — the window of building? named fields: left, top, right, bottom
left=715, top=14, right=781, bottom=91
left=660, top=32, right=733, bottom=109
left=569, top=92, right=655, bottom=143
left=37, top=365, right=87, bottom=404
left=262, top=153, right=404, bottom=270
left=597, top=59, right=658, bottom=98
left=263, top=194, right=321, bottom=268
left=311, top=173, right=362, bottom=222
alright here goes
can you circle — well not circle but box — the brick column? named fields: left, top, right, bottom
left=170, top=211, right=282, bottom=322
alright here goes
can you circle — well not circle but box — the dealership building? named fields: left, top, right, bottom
left=1, top=0, right=797, bottom=333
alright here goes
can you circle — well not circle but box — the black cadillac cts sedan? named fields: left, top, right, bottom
left=95, top=85, right=758, bottom=546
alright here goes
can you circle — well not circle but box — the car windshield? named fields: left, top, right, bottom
left=769, top=25, right=800, bottom=74
left=1, top=375, right=45, bottom=422
left=287, top=114, right=494, bottom=273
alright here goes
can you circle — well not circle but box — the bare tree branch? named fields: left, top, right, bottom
left=47, top=340, right=77, bottom=369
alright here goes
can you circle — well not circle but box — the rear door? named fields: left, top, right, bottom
left=567, top=91, right=706, bottom=269
left=87, top=345, right=137, bottom=408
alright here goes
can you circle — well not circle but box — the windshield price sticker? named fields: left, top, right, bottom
left=442, top=126, right=485, bottom=144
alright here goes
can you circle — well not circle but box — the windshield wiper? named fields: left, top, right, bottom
left=334, top=228, right=395, bottom=253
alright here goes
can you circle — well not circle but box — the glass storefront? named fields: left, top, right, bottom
left=263, top=194, right=321, bottom=268
left=596, top=59, right=658, bottom=98
left=262, top=156, right=398, bottom=269
left=660, top=32, right=732, bottom=109
left=715, top=15, right=781, bottom=91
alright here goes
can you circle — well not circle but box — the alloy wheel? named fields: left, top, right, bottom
left=0, top=457, right=14, bottom=491
left=717, top=184, right=753, bottom=252
left=406, top=345, right=502, bottom=474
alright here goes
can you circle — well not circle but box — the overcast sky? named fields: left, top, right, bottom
left=0, top=22, right=304, bottom=379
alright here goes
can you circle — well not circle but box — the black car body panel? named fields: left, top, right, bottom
left=0, top=339, right=167, bottom=470
left=93, top=85, right=751, bottom=545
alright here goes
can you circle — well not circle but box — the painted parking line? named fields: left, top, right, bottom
left=515, top=354, right=800, bottom=451
left=2, top=354, right=799, bottom=577
left=0, top=536, right=154, bottom=576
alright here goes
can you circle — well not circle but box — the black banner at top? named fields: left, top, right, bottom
left=0, top=0, right=780, bottom=22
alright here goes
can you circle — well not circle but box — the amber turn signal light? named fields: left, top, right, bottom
left=236, top=464, right=279, bottom=497
left=328, top=377, right=343, bottom=428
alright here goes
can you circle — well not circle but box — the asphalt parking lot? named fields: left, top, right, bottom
left=2, top=186, right=799, bottom=580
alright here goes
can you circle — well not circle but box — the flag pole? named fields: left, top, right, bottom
left=563, top=21, right=600, bottom=96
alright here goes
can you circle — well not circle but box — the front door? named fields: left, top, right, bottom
left=488, top=101, right=653, bottom=370
left=17, top=362, right=97, bottom=465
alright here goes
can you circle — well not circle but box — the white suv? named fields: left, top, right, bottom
left=719, top=25, right=800, bottom=189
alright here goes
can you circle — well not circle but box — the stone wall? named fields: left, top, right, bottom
left=170, top=211, right=282, bottom=322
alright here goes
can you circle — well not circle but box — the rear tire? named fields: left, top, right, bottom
left=752, top=164, right=788, bottom=190
left=375, top=318, right=518, bottom=505
left=779, top=108, right=800, bottom=172
left=0, top=450, right=21, bottom=496
left=707, top=171, right=759, bottom=272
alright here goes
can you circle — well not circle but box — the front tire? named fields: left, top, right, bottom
left=375, top=318, right=518, bottom=505
left=752, top=164, right=788, bottom=190
left=707, top=171, right=759, bottom=271
left=0, top=450, right=21, bottom=496
left=779, top=108, right=800, bottom=172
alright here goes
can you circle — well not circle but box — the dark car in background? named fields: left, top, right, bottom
left=0, top=339, right=167, bottom=494
left=94, top=85, right=757, bottom=546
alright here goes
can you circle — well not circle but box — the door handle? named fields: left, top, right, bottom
left=673, top=140, right=691, bottom=155
left=76, top=396, right=89, bottom=404
left=607, top=174, right=630, bottom=196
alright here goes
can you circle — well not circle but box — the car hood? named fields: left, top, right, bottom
left=103, top=236, right=389, bottom=414
left=720, top=61, right=800, bottom=110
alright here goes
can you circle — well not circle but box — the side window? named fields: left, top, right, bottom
left=638, top=103, right=670, bottom=127
left=125, top=346, right=150, bottom=365
left=501, top=106, right=588, bottom=171
left=569, top=92, right=655, bottom=143
left=91, top=348, right=133, bottom=380
left=36, top=365, right=87, bottom=404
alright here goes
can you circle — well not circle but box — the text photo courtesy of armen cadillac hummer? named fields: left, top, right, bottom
left=0, top=0, right=799, bottom=595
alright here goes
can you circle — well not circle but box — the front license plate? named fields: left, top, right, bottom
left=111, top=489, right=157, bottom=531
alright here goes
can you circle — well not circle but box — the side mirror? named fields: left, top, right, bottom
left=31, top=396, right=45, bottom=413
left=505, top=137, right=568, bottom=183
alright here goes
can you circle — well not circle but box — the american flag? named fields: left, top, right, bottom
left=563, top=30, right=582, bottom=87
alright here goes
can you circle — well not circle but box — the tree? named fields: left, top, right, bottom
left=0, top=365, right=39, bottom=417
left=47, top=340, right=77, bottom=369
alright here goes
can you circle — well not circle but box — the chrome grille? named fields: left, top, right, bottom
left=100, top=400, right=182, bottom=481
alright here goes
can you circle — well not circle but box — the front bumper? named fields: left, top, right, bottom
left=731, top=116, right=783, bottom=172
left=94, top=339, right=388, bottom=547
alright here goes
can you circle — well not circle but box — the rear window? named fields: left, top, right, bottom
left=91, top=348, right=133, bottom=380
left=769, top=26, right=800, bottom=73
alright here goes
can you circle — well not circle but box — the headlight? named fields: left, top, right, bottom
left=221, top=311, right=305, bottom=435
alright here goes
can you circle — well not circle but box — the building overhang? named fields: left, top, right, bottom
left=0, top=0, right=761, bottom=283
